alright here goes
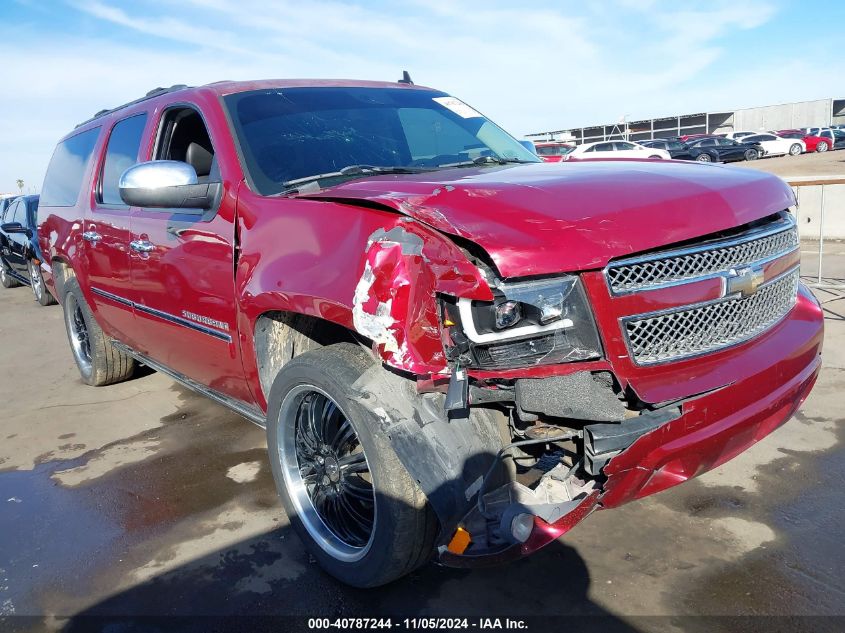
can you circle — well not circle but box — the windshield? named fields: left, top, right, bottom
left=224, top=87, right=539, bottom=195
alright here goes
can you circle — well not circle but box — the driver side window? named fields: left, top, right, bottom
left=12, top=201, right=26, bottom=226
left=155, top=107, right=219, bottom=183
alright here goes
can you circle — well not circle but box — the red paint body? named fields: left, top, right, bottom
left=37, top=80, right=823, bottom=560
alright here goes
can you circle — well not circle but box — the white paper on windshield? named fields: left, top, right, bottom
left=433, top=96, right=483, bottom=118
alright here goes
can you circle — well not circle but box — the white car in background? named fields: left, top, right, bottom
left=563, top=140, right=671, bottom=161
left=724, top=131, right=757, bottom=140
left=741, top=133, right=805, bottom=157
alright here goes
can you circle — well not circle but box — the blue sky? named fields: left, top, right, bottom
left=1, top=0, right=843, bottom=194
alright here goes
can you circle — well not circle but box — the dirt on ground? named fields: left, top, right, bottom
left=735, top=147, right=845, bottom=179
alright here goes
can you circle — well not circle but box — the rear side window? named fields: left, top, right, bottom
left=99, top=114, right=148, bottom=205
left=40, top=127, right=100, bottom=207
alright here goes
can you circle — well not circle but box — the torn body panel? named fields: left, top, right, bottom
left=351, top=221, right=491, bottom=374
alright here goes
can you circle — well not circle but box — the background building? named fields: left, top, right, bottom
left=527, top=97, right=845, bottom=144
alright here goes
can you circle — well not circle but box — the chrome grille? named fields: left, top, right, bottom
left=606, top=217, right=798, bottom=294
left=624, top=268, right=799, bottom=365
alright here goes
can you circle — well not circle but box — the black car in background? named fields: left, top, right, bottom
left=685, top=136, right=762, bottom=163
left=0, top=194, right=56, bottom=305
left=639, top=139, right=711, bottom=161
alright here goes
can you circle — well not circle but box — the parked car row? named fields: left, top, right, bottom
left=534, top=124, right=845, bottom=163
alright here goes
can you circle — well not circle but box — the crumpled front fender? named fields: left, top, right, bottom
left=352, top=219, right=492, bottom=375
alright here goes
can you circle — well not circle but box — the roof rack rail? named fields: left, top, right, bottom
left=75, top=84, right=191, bottom=129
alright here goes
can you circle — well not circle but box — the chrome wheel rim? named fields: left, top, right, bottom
left=29, top=262, right=42, bottom=300
left=790, top=144, right=801, bottom=155
left=746, top=150, right=757, bottom=160
left=0, top=267, right=6, bottom=285
left=697, top=154, right=711, bottom=162
left=818, top=143, right=828, bottom=152
left=65, top=293, right=92, bottom=374
left=278, top=385, right=376, bottom=562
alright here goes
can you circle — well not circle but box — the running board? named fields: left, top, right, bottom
left=111, top=341, right=266, bottom=428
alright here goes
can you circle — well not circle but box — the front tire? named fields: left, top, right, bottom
left=62, top=277, right=135, bottom=386
left=29, top=260, right=56, bottom=306
left=266, top=344, right=437, bottom=587
left=696, top=153, right=712, bottom=162
left=789, top=143, right=802, bottom=156
left=744, top=149, right=759, bottom=161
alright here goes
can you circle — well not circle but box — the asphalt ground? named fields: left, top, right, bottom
left=0, top=242, right=843, bottom=633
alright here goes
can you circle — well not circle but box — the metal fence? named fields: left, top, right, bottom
left=792, top=179, right=845, bottom=291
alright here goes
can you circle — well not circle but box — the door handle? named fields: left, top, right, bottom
left=129, top=239, right=155, bottom=253
left=82, top=231, right=102, bottom=243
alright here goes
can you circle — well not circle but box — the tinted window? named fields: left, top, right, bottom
left=100, top=114, right=147, bottom=205
left=593, top=143, right=614, bottom=151
left=717, top=138, right=735, bottom=146
left=40, top=128, right=100, bottom=207
left=12, top=201, right=26, bottom=225
left=615, top=142, right=636, bottom=150
left=536, top=145, right=571, bottom=156
left=668, top=142, right=684, bottom=150
left=224, top=87, right=538, bottom=195
left=697, top=139, right=716, bottom=146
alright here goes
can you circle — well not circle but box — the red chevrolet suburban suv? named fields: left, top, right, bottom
left=37, top=79, right=823, bottom=587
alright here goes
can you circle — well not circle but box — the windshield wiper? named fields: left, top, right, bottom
left=439, top=156, right=538, bottom=168
left=281, top=164, right=434, bottom=194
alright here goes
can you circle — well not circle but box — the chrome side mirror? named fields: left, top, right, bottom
left=119, top=161, right=220, bottom=210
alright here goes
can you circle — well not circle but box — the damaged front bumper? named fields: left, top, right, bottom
left=437, top=296, right=822, bottom=566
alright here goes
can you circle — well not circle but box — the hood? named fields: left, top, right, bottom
left=300, top=161, right=795, bottom=278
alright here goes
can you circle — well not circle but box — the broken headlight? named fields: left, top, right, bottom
left=445, top=276, right=603, bottom=369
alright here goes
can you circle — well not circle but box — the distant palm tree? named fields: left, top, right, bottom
left=16, top=179, right=24, bottom=193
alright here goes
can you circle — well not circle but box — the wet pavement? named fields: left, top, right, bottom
left=0, top=244, right=843, bottom=633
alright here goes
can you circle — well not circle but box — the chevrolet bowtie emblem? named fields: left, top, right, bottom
left=726, top=266, right=765, bottom=297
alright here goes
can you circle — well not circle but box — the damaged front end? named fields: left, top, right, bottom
left=437, top=371, right=682, bottom=565
left=349, top=218, right=687, bottom=565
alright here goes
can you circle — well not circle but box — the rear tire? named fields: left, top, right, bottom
left=696, top=153, right=712, bottom=162
left=266, top=343, right=438, bottom=587
left=789, top=143, right=802, bottom=156
left=744, top=149, right=759, bottom=161
left=817, top=141, right=829, bottom=153
left=1, top=263, right=19, bottom=288
left=62, top=277, right=135, bottom=386
left=29, top=260, right=56, bottom=306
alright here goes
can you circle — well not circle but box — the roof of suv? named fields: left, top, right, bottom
left=74, top=79, right=436, bottom=130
